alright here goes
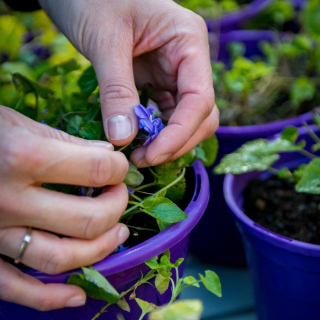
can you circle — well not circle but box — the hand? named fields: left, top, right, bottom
left=39, top=0, right=219, bottom=167
left=0, top=106, right=129, bottom=310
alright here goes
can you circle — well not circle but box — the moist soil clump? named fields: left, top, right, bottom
left=244, top=175, right=320, bottom=245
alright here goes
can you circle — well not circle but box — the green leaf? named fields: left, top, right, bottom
left=157, top=219, right=171, bottom=232
left=67, top=270, right=120, bottom=303
left=281, top=126, right=298, bottom=143
left=159, top=152, right=194, bottom=170
left=145, top=256, right=159, bottom=270
left=277, top=168, right=292, bottom=179
left=214, top=138, right=305, bottom=175
left=143, top=197, right=188, bottom=223
left=312, top=110, right=320, bottom=128
left=296, top=159, right=320, bottom=194
left=155, top=273, right=170, bottom=295
left=39, top=99, right=61, bottom=126
left=46, top=59, right=80, bottom=76
left=12, top=73, right=54, bottom=99
left=183, top=276, right=200, bottom=288
left=149, top=300, right=203, bottom=320
left=199, top=270, right=222, bottom=297
left=159, top=255, right=174, bottom=268
left=66, top=115, right=84, bottom=136
left=78, top=65, right=98, bottom=95
left=117, top=297, right=130, bottom=312
left=79, top=121, right=102, bottom=140
left=290, top=77, right=316, bottom=106
left=173, top=258, right=184, bottom=268
left=135, top=298, right=158, bottom=319
left=123, top=162, right=145, bottom=188
left=312, top=142, right=320, bottom=152
left=197, top=134, right=219, bottom=167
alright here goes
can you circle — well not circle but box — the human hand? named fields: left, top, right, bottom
left=39, top=0, right=219, bottom=167
left=0, top=106, right=129, bottom=310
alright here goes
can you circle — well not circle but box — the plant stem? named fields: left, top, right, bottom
left=118, top=142, right=130, bottom=152
left=131, top=194, right=143, bottom=202
left=128, top=200, right=144, bottom=207
left=299, top=149, right=318, bottom=159
left=121, top=205, right=139, bottom=219
left=303, top=121, right=320, bottom=144
left=15, top=95, right=24, bottom=110
left=156, top=168, right=186, bottom=196
left=135, top=181, right=158, bottom=191
left=91, top=303, right=111, bottom=320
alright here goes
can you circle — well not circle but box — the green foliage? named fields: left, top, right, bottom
left=67, top=267, right=120, bottom=303
left=78, top=65, right=98, bottom=95
left=197, top=134, right=219, bottom=167
left=124, top=161, right=145, bottom=188
left=290, top=77, right=316, bottom=107
left=214, top=134, right=305, bottom=174
left=199, top=270, right=222, bottom=297
left=295, top=159, right=320, bottom=194
left=149, top=300, right=203, bottom=320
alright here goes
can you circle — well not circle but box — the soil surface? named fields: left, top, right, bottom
left=244, top=176, right=320, bottom=244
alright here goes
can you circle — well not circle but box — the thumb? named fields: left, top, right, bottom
left=92, top=40, right=140, bottom=146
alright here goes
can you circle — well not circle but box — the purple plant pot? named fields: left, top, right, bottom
left=224, top=126, right=320, bottom=319
left=205, top=0, right=273, bottom=32
left=189, top=29, right=314, bottom=267
left=0, top=160, right=209, bottom=320
left=209, top=30, right=278, bottom=62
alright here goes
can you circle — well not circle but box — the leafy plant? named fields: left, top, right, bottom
left=215, top=114, right=320, bottom=195
left=68, top=250, right=222, bottom=320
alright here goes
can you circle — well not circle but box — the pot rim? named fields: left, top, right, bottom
left=223, top=125, right=320, bottom=256
left=26, top=160, right=209, bottom=281
left=205, top=0, right=273, bottom=30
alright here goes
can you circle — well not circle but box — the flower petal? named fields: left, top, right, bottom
left=141, top=119, right=155, bottom=134
left=134, top=104, right=151, bottom=119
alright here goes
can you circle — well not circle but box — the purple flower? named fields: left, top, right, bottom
left=79, top=187, right=97, bottom=197
left=127, top=186, right=135, bottom=195
left=134, top=104, right=165, bottom=146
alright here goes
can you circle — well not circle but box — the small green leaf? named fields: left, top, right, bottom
left=78, top=65, right=98, bottom=95
left=312, top=110, right=320, bottom=128
left=312, top=142, right=320, bottom=152
left=145, top=256, right=159, bottom=269
left=277, top=168, right=292, bottom=179
left=143, top=197, right=188, bottom=223
left=124, top=162, right=144, bottom=188
left=157, top=219, right=171, bottom=232
left=173, top=258, right=184, bottom=268
left=198, top=134, right=219, bottom=167
left=67, top=269, right=120, bottom=303
left=66, top=115, right=84, bottom=136
left=290, top=77, right=316, bottom=106
left=117, top=297, right=130, bottom=312
left=135, top=298, right=158, bottom=318
left=293, top=164, right=308, bottom=182
left=281, top=126, right=298, bottom=143
left=82, top=267, right=120, bottom=303
left=155, top=273, right=170, bottom=295
left=46, top=59, right=80, bottom=76
left=183, top=276, right=200, bottom=288
left=159, top=255, right=174, bottom=268
left=296, top=159, right=320, bottom=194
left=79, top=121, right=102, bottom=140
left=158, top=152, right=194, bottom=170
left=149, top=300, right=203, bottom=320
left=199, top=270, right=222, bottom=297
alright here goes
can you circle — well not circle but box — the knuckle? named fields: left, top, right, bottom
left=89, top=151, right=112, bottom=186
left=82, top=206, right=108, bottom=239
left=100, top=82, right=137, bottom=104
left=40, top=247, right=65, bottom=275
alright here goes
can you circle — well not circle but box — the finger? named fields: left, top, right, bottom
left=152, top=91, right=176, bottom=121
left=0, top=223, right=129, bottom=275
left=2, top=184, right=128, bottom=239
left=0, top=258, right=86, bottom=311
left=131, top=105, right=219, bottom=167
left=91, top=30, right=140, bottom=146
left=0, top=105, right=113, bottom=149
left=144, top=27, right=215, bottom=165
left=1, top=128, right=128, bottom=186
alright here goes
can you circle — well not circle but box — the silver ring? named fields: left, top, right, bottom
left=14, top=227, right=32, bottom=264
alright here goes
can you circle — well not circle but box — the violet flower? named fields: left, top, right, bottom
left=114, top=244, right=129, bottom=253
left=79, top=187, right=97, bottom=197
left=127, top=186, right=135, bottom=195
left=134, top=104, right=164, bottom=146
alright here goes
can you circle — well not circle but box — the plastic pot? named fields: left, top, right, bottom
left=205, top=0, right=273, bottom=32
left=0, top=160, right=209, bottom=320
left=224, top=126, right=320, bottom=319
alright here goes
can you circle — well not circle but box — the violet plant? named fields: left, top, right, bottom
left=215, top=109, right=320, bottom=195
left=8, top=62, right=220, bottom=319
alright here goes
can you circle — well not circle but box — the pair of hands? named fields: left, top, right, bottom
left=0, top=0, right=218, bottom=311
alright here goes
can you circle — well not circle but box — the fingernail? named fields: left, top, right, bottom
left=66, top=295, right=86, bottom=308
left=137, top=156, right=148, bottom=168
left=117, top=226, right=130, bottom=246
left=88, top=140, right=113, bottom=150
left=106, top=115, right=133, bottom=141
left=151, top=153, right=172, bottom=166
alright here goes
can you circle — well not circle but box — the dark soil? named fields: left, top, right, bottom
left=244, top=176, right=320, bottom=245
